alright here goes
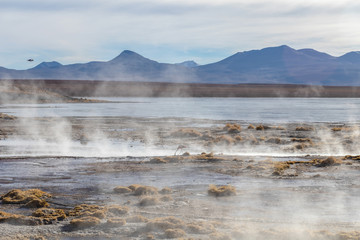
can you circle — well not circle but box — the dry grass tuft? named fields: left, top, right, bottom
left=293, top=143, right=311, bottom=150
left=145, top=234, right=155, bottom=240
left=291, top=138, right=313, bottom=143
left=0, top=113, right=17, bottom=120
left=208, top=184, right=236, bottom=197
left=126, top=215, right=148, bottom=223
left=186, top=221, right=215, bottom=234
left=256, top=125, right=270, bottom=130
left=164, top=228, right=186, bottom=238
left=214, top=135, right=235, bottom=145
left=106, top=217, right=126, bottom=227
left=134, top=185, right=159, bottom=196
left=245, top=135, right=259, bottom=144
left=163, top=156, right=184, bottom=163
left=113, top=186, right=132, bottom=194
left=32, top=208, right=66, bottom=222
left=68, top=204, right=107, bottom=219
left=23, top=199, right=49, bottom=208
left=234, top=135, right=243, bottom=142
left=223, top=123, right=241, bottom=133
left=200, top=131, right=213, bottom=140
left=149, top=157, right=168, bottom=164
left=258, top=136, right=266, bottom=141
left=160, top=187, right=172, bottom=194
left=295, top=126, right=314, bottom=131
left=146, top=216, right=185, bottom=231
left=266, top=137, right=281, bottom=144
left=195, top=152, right=225, bottom=162
left=170, top=128, right=202, bottom=138
left=0, top=210, right=43, bottom=226
left=128, top=184, right=142, bottom=191
left=209, top=232, right=232, bottom=240
left=334, top=231, right=360, bottom=240
left=1, top=207, right=67, bottom=225
left=69, top=216, right=101, bottom=228
left=344, top=155, right=360, bottom=160
left=160, top=195, right=173, bottom=202
left=312, top=157, right=342, bottom=167
left=1, top=189, right=51, bottom=208
left=139, top=196, right=160, bottom=206
left=107, top=205, right=129, bottom=215
left=272, top=162, right=291, bottom=176
left=247, top=124, right=255, bottom=129
left=331, top=126, right=353, bottom=132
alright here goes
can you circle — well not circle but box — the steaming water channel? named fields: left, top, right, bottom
left=1, top=97, right=360, bottom=157
left=1, top=97, right=360, bottom=122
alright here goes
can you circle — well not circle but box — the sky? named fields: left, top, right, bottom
left=1, top=0, right=360, bottom=70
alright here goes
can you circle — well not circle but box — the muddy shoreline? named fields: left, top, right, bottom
left=1, top=116, right=360, bottom=239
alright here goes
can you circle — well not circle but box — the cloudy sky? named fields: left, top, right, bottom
left=1, top=0, right=360, bottom=69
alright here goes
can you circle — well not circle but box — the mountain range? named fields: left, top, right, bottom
left=1, top=45, right=360, bottom=86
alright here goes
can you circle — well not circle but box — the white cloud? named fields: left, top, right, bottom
left=0, top=0, right=359, bottom=69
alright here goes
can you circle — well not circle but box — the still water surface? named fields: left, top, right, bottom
left=1, top=97, right=360, bottom=123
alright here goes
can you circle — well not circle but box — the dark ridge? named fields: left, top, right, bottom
left=2, top=79, right=360, bottom=98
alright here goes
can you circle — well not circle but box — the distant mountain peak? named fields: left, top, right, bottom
left=119, top=50, right=139, bottom=56
left=342, top=51, right=360, bottom=56
left=236, top=45, right=294, bottom=55
left=176, top=60, right=198, bottom=68
left=33, top=61, right=62, bottom=69
left=262, top=45, right=293, bottom=51
left=298, top=48, right=335, bottom=59
left=339, top=51, right=360, bottom=62
left=110, top=50, right=150, bottom=63
left=277, top=44, right=291, bottom=49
